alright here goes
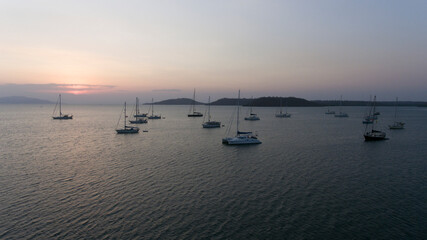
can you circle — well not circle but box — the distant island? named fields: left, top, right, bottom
left=0, top=96, right=53, bottom=104
left=145, top=98, right=204, bottom=105
left=149, top=97, right=320, bottom=107
left=149, top=97, right=427, bottom=107
left=211, top=97, right=320, bottom=107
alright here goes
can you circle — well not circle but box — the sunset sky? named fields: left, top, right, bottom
left=0, top=0, right=426, bottom=103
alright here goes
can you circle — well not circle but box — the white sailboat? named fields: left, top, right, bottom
left=334, top=95, right=349, bottom=118
left=222, top=90, right=261, bottom=145
left=188, top=88, right=203, bottom=117
left=52, top=94, right=73, bottom=120
left=147, top=98, right=162, bottom=119
left=129, top=97, right=148, bottom=124
left=244, top=97, right=260, bottom=121
left=275, top=98, right=291, bottom=118
left=389, top=97, right=405, bottom=129
left=364, top=96, right=386, bottom=141
left=133, top=97, right=147, bottom=117
left=116, top=102, right=139, bottom=134
left=202, top=96, right=221, bottom=128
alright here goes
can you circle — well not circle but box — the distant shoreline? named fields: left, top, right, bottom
left=1, top=96, right=426, bottom=107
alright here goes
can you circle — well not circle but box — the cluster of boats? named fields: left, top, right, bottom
left=52, top=92, right=406, bottom=143
left=325, top=95, right=405, bottom=141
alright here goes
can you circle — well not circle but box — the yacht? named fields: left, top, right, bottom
left=52, top=94, right=73, bottom=120
left=389, top=97, right=405, bottom=129
left=222, top=90, right=261, bottom=145
left=364, top=96, right=386, bottom=141
left=116, top=102, right=139, bottom=134
left=188, top=89, right=203, bottom=117
left=202, top=96, right=221, bottom=128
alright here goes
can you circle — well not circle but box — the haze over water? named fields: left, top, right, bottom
left=1, top=104, right=426, bottom=239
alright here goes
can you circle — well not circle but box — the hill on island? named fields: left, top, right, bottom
left=211, top=97, right=320, bottom=107
left=0, top=96, right=53, bottom=104
left=146, top=98, right=204, bottom=105
left=210, top=98, right=253, bottom=106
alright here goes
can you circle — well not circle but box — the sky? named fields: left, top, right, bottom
left=0, top=0, right=426, bottom=104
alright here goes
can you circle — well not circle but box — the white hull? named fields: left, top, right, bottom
left=245, top=114, right=260, bottom=120
left=188, top=112, right=203, bottom=117
left=202, top=121, right=221, bottom=128
left=389, top=122, right=405, bottom=129
left=222, top=135, right=261, bottom=145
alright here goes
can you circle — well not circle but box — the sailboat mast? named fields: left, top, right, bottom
left=59, top=94, right=62, bottom=116
left=237, top=90, right=240, bottom=135
left=192, top=88, right=196, bottom=113
left=394, top=97, right=398, bottom=121
left=371, top=96, right=377, bottom=131
left=151, top=98, right=154, bottom=116
left=124, top=102, right=127, bottom=127
left=136, top=97, right=139, bottom=115
left=208, top=96, right=211, bottom=122
left=250, top=96, right=253, bottom=114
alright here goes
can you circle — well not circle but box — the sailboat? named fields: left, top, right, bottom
left=52, top=94, right=73, bottom=120
left=362, top=96, right=377, bottom=124
left=364, top=96, right=386, bottom=141
left=334, top=95, right=349, bottom=118
left=188, top=89, right=203, bottom=117
left=389, top=97, right=405, bottom=129
left=129, top=98, right=147, bottom=124
left=222, top=90, right=261, bottom=145
left=275, top=98, right=291, bottom=118
left=202, top=96, right=221, bottom=128
left=116, top=102, right=139, bottom=134
left=244, top=97, right=260, bottom=120
left=325, top=101, right=335, bottom=114
left=147, top=98, right=161, bottom=119
left=133, top=97, right=147, bottom=117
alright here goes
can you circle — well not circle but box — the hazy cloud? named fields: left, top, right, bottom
left=152, top=89, right=181, bottom=92
left=0, top=83, right=115, bottom=95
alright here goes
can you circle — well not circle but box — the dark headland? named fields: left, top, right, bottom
left=145, top=98, right=204, bottom=105
left=150, top=97, right=427, bottom=107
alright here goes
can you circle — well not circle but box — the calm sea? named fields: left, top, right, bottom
left=0, top=104, right=426, bottom=239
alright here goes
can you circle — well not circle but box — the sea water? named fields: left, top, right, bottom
left=0, top=104, right=426, bottom=239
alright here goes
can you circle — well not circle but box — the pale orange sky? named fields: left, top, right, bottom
left=0, top=1, right=426, bottom=103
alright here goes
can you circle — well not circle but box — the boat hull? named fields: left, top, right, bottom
left=129, top=119, right=147, bottom=124
left=203, top=121, right=221, bottom=128
left=53, top=115, right=73, bottom=120
left=389, top=122, right=405, bottom=129
left=364, top=131, right=386, bottom=141
left=222, top=136, right=262, bottom=145
left=244, top=116, right=260, bottom=120
left=148, top=116, right=161, bottom=119
left=188, top=113, right=203, bottom=117
left=116, top=127, right=139, bottom=134
left=275, top=114, right=291, bottom=118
